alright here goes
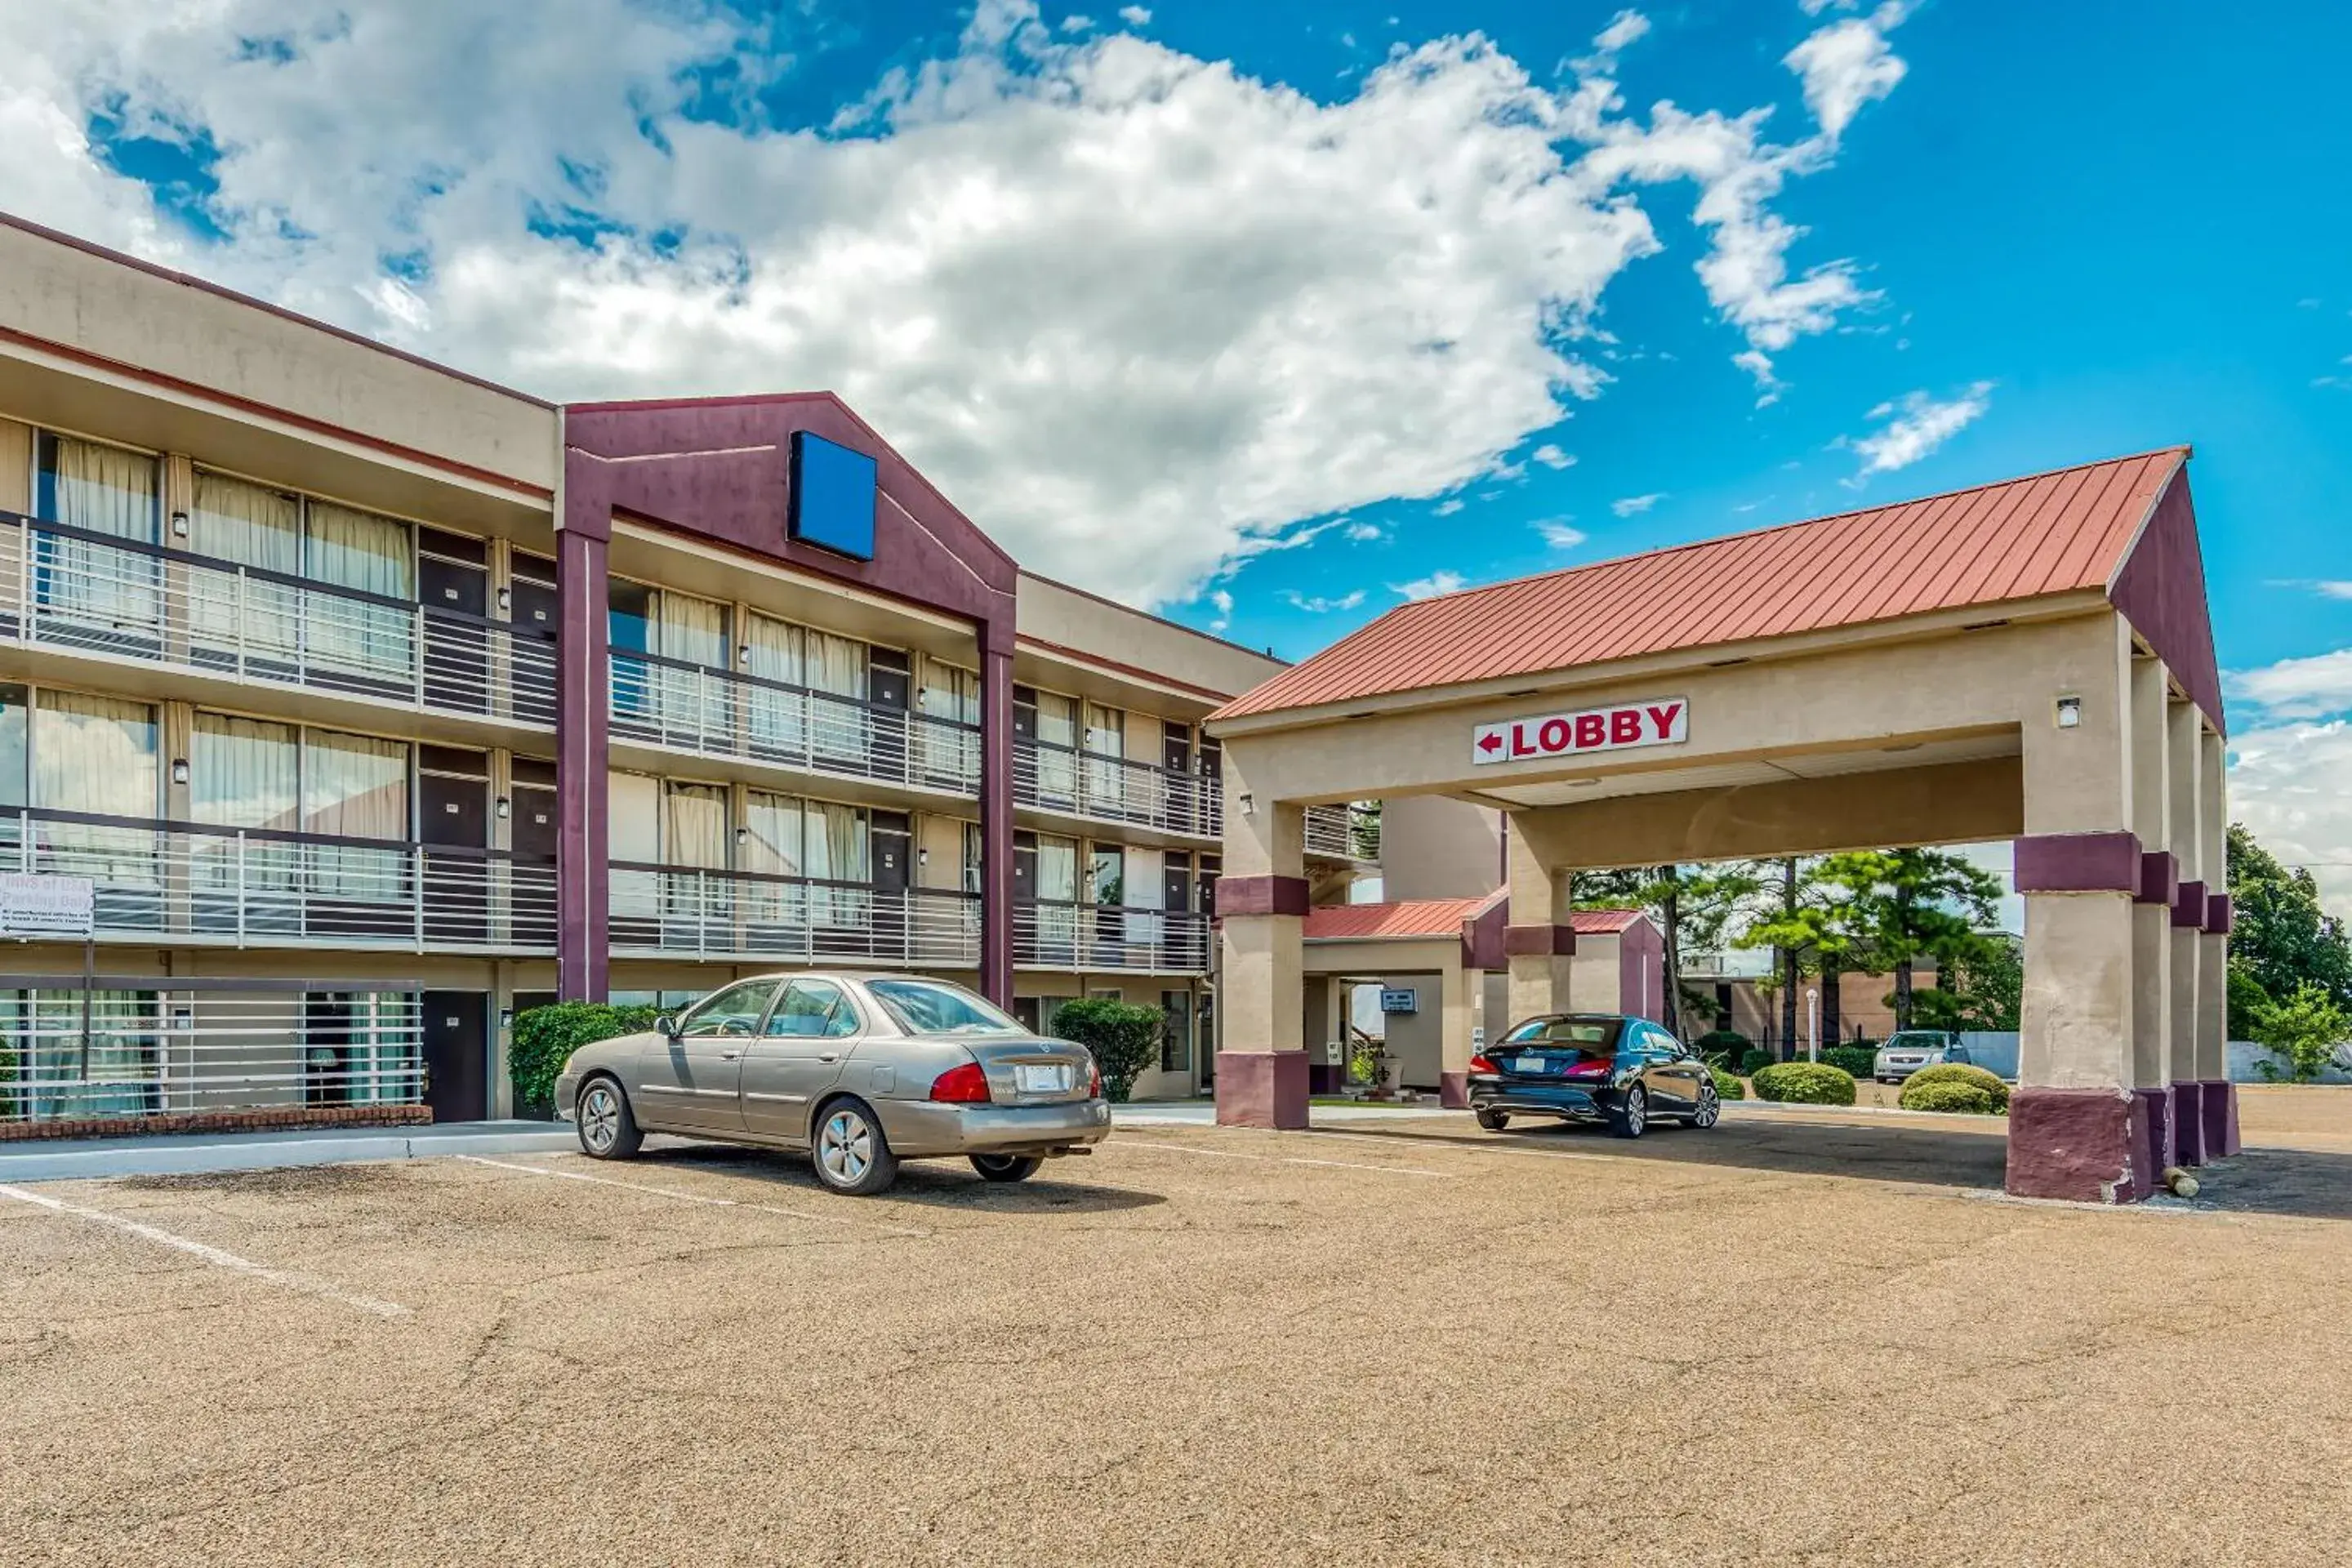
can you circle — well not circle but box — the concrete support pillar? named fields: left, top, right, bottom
left=1503, top=813, right=1574, bottom=1024
left=2007, top=634, right=2154, bottom=1201
left=555, top=512, right=612, bottom=1004
left=2197, top=724, right=2238, bottom=1156
left=1438, top=956, right=1474, bottom=1108
left=978, top=641, right=1016, bottom=1006
left=2166, top=697, right=2205, bottom=1162
left=2127, top=654, right=2173, bottom=1170
left=1214, top=742, right=1307, bottom=1128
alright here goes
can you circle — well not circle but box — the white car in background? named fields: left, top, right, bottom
left=1873, top=1031, right=1971, bottom=1083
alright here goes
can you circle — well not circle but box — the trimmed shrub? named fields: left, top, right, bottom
left=1900, top=1062, right=2011, bottom=1113
left=1708, top=1062, right=1746, bottom=1102
left=1737, top=1046, right=1777, bottom=1076
left=1821, top=1045, right=1878, bottom=1080
left=510, top=1002, right=658, bottom=1118
left=1694, top=1029, right=1751, bottom=1059
left=1900, top=1079, right=2002, bottom=1116
left=1749, top=1062, right=1858, bottom=1106
left=1047, top=996, right=1163, bottom=1102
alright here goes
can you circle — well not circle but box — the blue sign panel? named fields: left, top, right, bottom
left=788, top=430, right=878, bottom=560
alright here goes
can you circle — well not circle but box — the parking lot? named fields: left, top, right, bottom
left=5, top=1097, right=2351, bottom=1566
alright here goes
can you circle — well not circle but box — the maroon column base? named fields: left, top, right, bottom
left=1214, top=1050, right=1311, bottom=1129
left=2132, top=1086, right=2171, bottom=1187
left=2005, top=1088, right=2155, bottom=1204
left=1439, top=1070, right=1469, bottom=1110
left=2199, top=1079, right=2239, bottom=1158
left=2171, top=1080, right=2207, bottom=1166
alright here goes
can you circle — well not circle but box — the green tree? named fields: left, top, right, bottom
left=2227, top=822, right=2352, bottom=1036
left=510, top=1001, right=659, bottom=1118
left=1815, top=848, right=2003, bottom=1033
left=1735, top=857, right=1876, bottom=1049
left=1576, top=862, right=1766, bottom=1036
left=1909, top=934, right=2022, bottom=1031
left=1046, top=996, right=1164, bottom=1102
left=2247, top=983, right=2350, bottom=1084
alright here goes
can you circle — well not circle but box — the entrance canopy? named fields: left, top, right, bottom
left=1206, top=450, right=2234, bottom=1205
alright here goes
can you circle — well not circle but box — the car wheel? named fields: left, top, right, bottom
left=969, top=1153, right=1044, bottom=1183
left=1690, top=1081, right=1721, bottom=1130
left=576, top=1076, right=643, bottom=1160
left=1610, top=1085, right=1648, bottom=1139
left=812, top=1098, right=899, bottom=1196
left=1474, top=1107, right=1509, bottom=1132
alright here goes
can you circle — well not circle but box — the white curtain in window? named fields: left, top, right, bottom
left=43, top=437, right=160, bottom=631
left=663, top=782, right=728, bottom=930
left=1035, top=691, right=1078, bottom=804
left=917, top=657, right=979, bottom=784
left=1085, top=702, right=1124, bottom=815
left=191, top=713, right=299, bottom=896
left=1125, top=845, right=1164, bottom=946
left=743, top=612, right=805, bottom=760
left=804, top=800, right=868, bottom=927
left=650, top=591, right=728, bottom=744
left=305, top=501, right=413, bottom=684
left=303, top=728, right=407, bottom=902
left=741, top=789, right=804, bottom=928
left=190, top=471, right=301, bottom=660
left=33, top=691, right=158, bottom=888
left=1036, top=834, right=1078, bottom=952
left=805, top=630, right=867, bottom=764
left=607, top=771, right=661, bottom=929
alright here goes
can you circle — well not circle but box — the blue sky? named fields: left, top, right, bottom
left=4, top=0, right=2349, bottom=908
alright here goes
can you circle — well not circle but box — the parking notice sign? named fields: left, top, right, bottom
left=1472, top=698, right=1687, bottom=765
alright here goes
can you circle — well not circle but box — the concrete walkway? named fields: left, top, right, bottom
left=0, top=1120, right=577, bottom=1183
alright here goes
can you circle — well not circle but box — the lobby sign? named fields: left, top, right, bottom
left=1472, top=698, right=1687, bottom=766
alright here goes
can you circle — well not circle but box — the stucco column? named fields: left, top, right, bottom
left=1438, top=952, right=1475, bottom=1108
left=1214, top=741, right=1308, bottom=1128
left=978, top=639, right=1015, bottom=1005
left=555, top=458, right=612, bottom=1004
left=1503, top=813, right=1574, bottom=1025
left=2165, top=696, right=2205, bottom=1162
left=2008, top=628, right=2152, bottom=1201
left=2127, top=653, right=2173, bottom=1168
left=2197, top=724, right=2237, bottom=1156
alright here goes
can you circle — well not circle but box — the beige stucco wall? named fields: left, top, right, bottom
left=1379, top=795, right=1502, bottom=900
left=0, top=416, right=29, bottom=511
left=1017, top=573, right=1282, bottom=702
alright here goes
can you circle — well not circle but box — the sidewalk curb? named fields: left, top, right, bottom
left=0, top=1128, right=579, bottom=1183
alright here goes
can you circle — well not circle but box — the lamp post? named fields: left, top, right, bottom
left=1806, top=987, right=1820, bottom=1063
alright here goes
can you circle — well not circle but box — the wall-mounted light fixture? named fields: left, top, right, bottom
left=735, top=826, right=751, bottom=845
left=917, top=848, right=929, bottom=867
left=2055, top=696, right=2082, bottom=729
left=1237, top=791, right=1256, bottom=817
left=170, top=758, right=189, bottom=785
left=494, top=795, right=511, bottom=820
left=738, top=644, right=753, bottom=667
left=169, top=510, right=189, bottom=539
left=497, top=586, right=512, bottom=613
left=499, top=1007, right=515, bottom=1031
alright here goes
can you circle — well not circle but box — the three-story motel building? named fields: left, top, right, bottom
left=0, top=215, right=1377, bottom=1128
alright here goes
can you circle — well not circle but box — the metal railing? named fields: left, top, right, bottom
left=0, top=514, right=558, bottom=729
left=610, top=649, right=982, bottom=795
left=609, top=862, right=983, bottom=964
left=0, top=980, right=422, bottom=1124
left=1013, top=739, right=1222, bottom=839
left=1013, top=902, right=1209, bottom=974
left=0, top=808, right=556, bottom=953
left=1304, top=802, right=1381, bottom=862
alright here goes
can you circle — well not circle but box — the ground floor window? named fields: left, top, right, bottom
left=1160, top=989, right=1192, bottom=1073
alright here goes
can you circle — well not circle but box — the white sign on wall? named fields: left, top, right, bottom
left=0, top=873, right=95, bottom=938
left=1472, top=697, right=1688, bottom=766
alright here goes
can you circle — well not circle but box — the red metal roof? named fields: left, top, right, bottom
left=1570, top=908, right=1650, bottom=935
left=1214, top=449, right=2191, bottom=722
left=1303, top=894, right=1502, bottom=942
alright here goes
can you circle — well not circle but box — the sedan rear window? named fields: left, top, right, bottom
left=1499, top=1018, right=1623, bottom=1049
left=868, top=978, right=1026, bottom=1036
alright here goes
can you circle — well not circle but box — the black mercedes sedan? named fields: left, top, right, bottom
left=1468, top=1013, right=1720, bottom=1138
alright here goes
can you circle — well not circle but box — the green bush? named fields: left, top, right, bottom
left=1046, top=996, right=1162, bottom=1102
left=1749, top=1062, right=1857, bottom=1106
left=1820, top=1045, right=1878, bottom=1080
left=1900, top=1062, right=2011, bottom=1112
left=1708, top=1062, right=1746, bottom=1102
left=510, top=1002, right=659, bottom=1118
left=1694, top=1029, right=1751, bottom=1059
left=1900, top=1079, right=2002, bottom=1116
left=1737, top=1046, right=1777, bottom=1076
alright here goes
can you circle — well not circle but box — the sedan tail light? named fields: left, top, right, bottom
left=1468, top=1054, right=1501, bottom=1076
left=929, top=1061, right=992, bottom=1104
left=1562, top=1060, right=1613, bottom=1080
left=1089, top=1058, right=1103, bottom=1098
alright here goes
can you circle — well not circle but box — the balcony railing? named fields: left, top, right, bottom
left=0, top=808, right=556, bottom=953
left=0, top=514, right=557, bottom=729
left=610, top=650, right=982, bottom=795
left=0, top=981, right=424, bottom=1125
left=1013, top=901, right=1209, bottom=974
left=610, top=862, right=982, bottom=964
left=1304, top=803, right=1381, bottom=862
left=1013, top=739, right=1222, bottom=839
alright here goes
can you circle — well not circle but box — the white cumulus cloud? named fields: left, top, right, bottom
left=1530, top=443, right=1576, bottom=470
left=1612, top=492, right=1664, bottom=516
left=0, top=0, right=1914, bottom=606
left=1846, top=381, right=1993, bottom=479
left=2230, top=718, right=2352, bottom=920
left=1281, top=588, right=1366, bottom=612
left=1392, top=570, right=1468, bottom=600
left=1532, top=518, right=1587, bottom=550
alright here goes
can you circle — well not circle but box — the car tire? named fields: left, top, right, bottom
left=1610, top=1085, right=1649, bottom=1139
left=969, top=1153, right=1044, bottom=1183
left=576, top=1076, right=643, bottom=1161
left=812, top=1097, right=899, bottom=1196
left=1690, top=1081, right=1721, bottom=1130
left=1474, top=1107, right=1509, bottom=1132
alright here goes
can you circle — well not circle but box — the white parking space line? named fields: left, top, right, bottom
left=1129, top=1142, right=1450, bottom=1178
left=1290, top=1128, right=1619, bottom=1165
left=0, top=1183, right=411, bottom=1319
left=457, top=1156, right=931, bottom=1237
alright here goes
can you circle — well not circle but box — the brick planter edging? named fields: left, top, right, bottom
left=0, top=1103, right=434, bottom=1143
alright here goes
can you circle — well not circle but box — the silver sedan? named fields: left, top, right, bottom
left=554, top=973, right=1110, bottom=1195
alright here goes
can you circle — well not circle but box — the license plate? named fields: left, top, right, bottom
left=1514, top=1055, right=1547, bottom=1074
left=1014, top=1064, right=1071, bottom=1094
